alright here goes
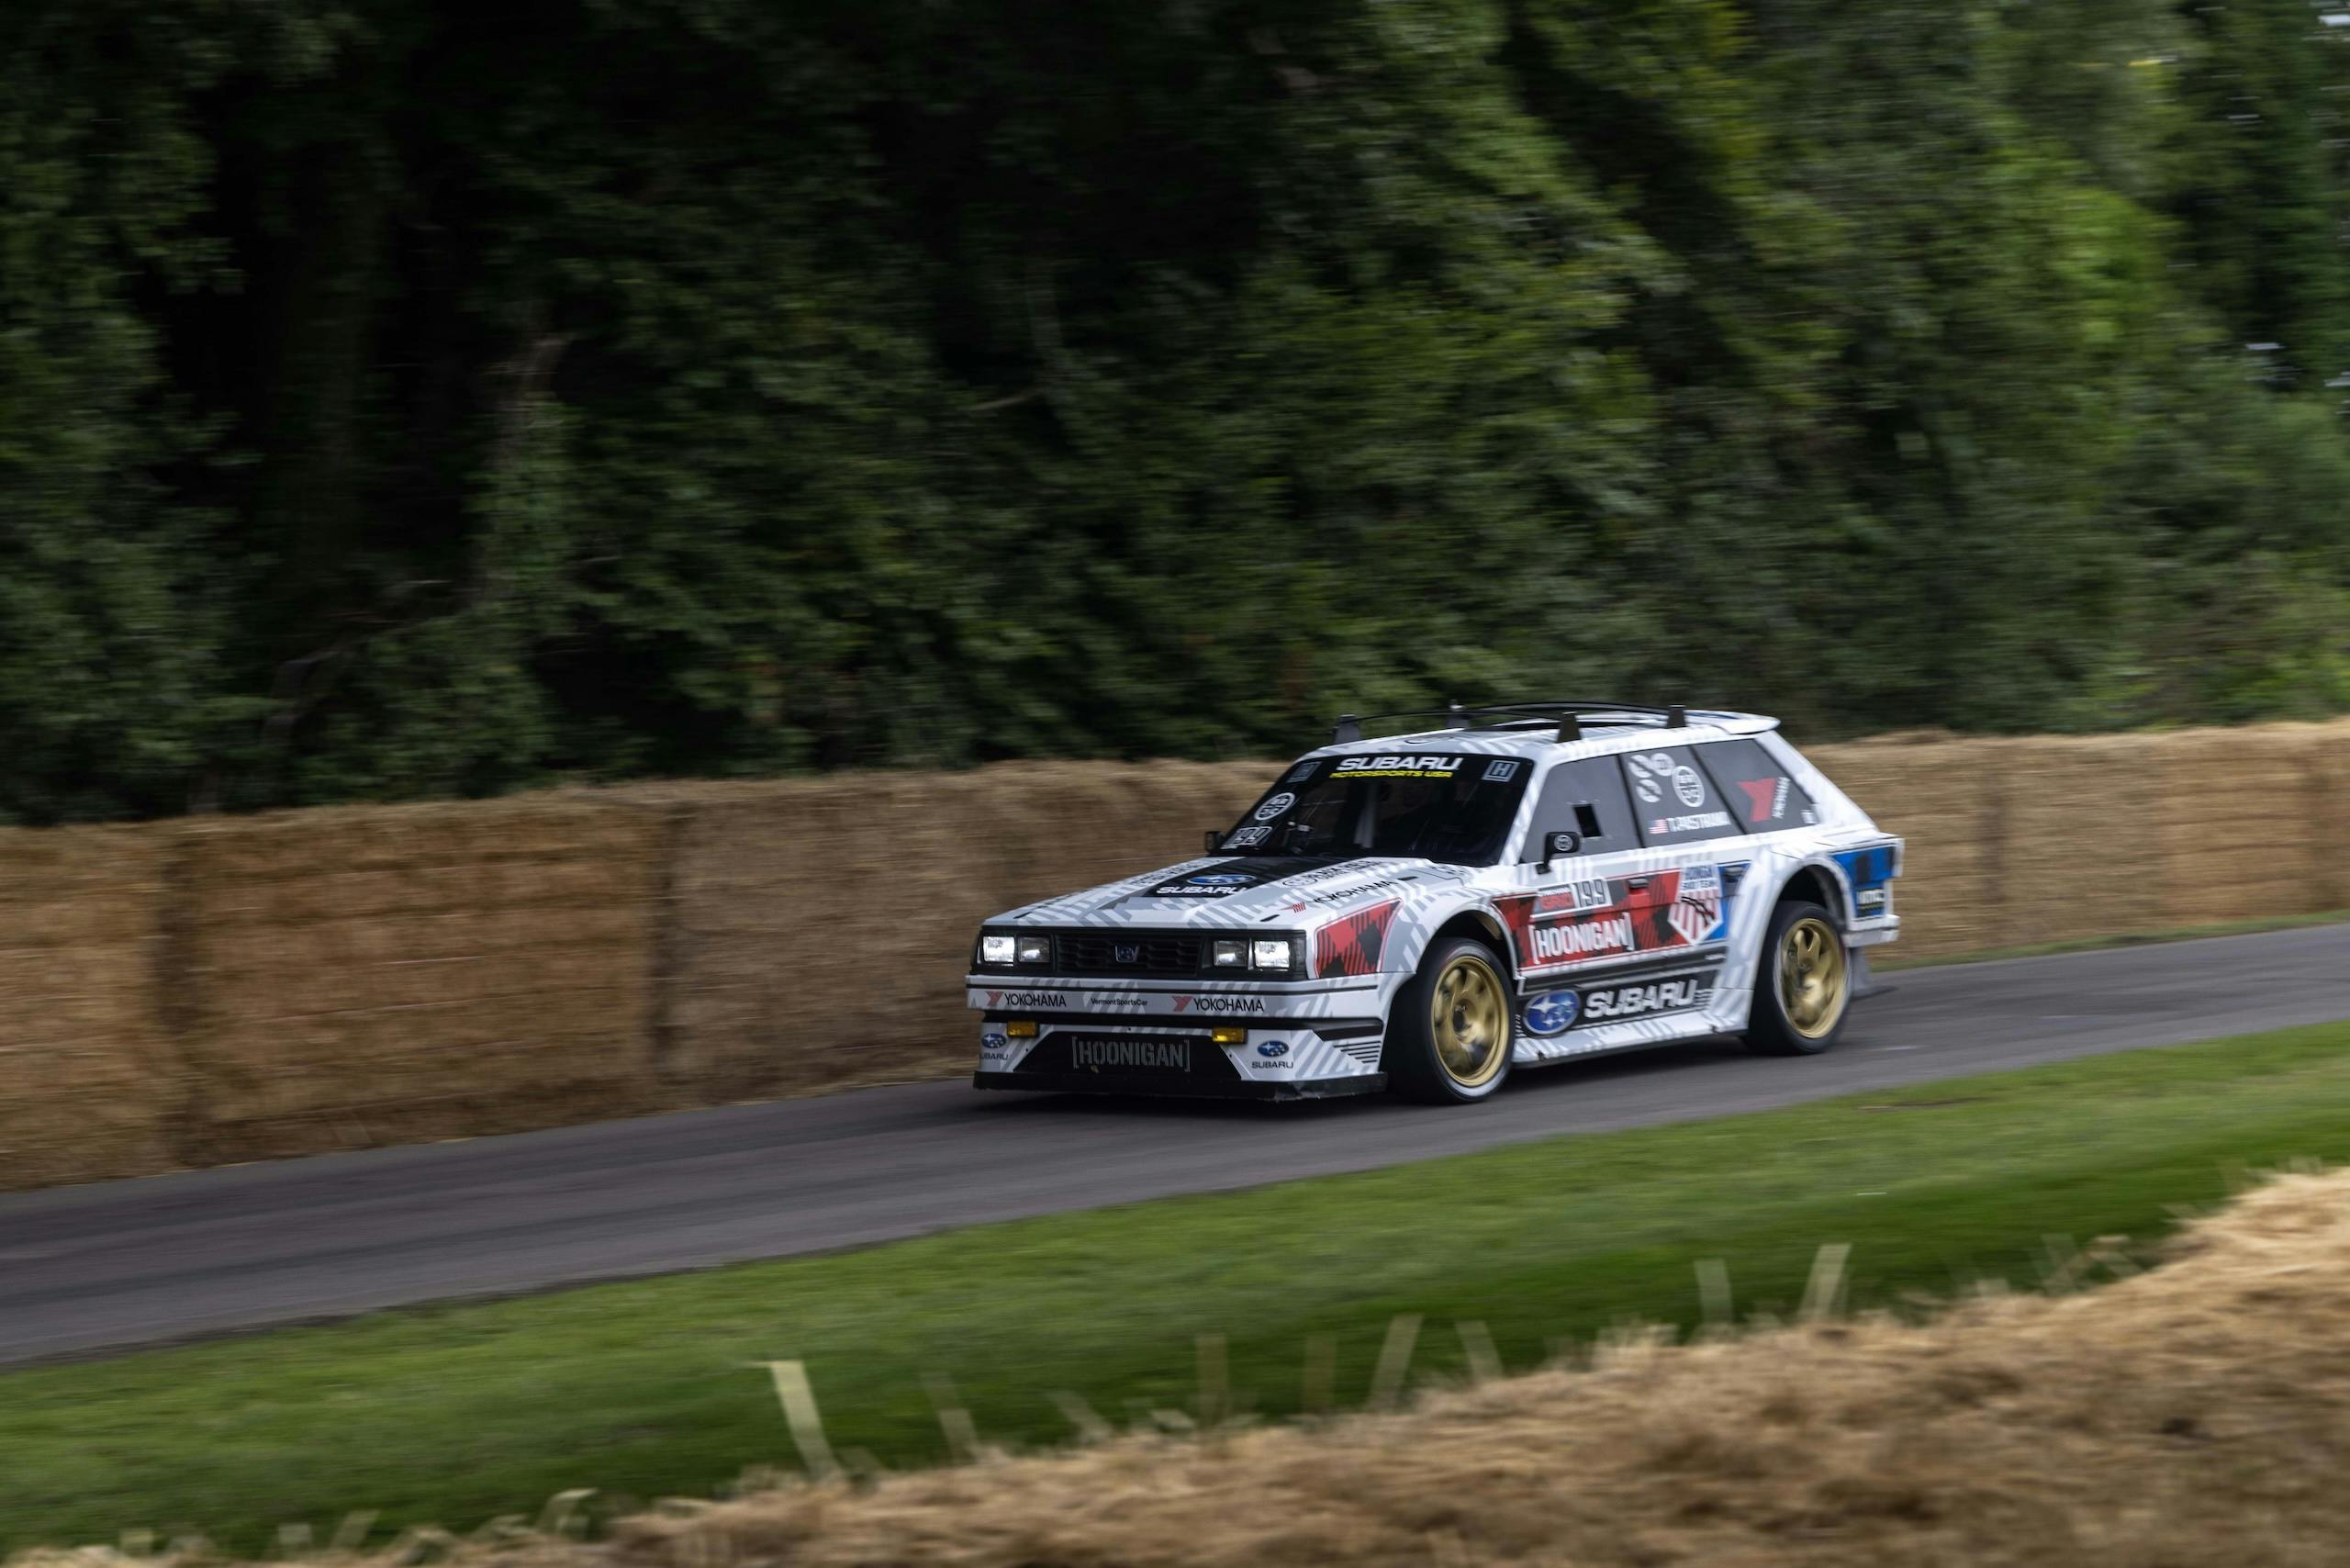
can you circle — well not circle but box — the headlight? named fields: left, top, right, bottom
left=979, top=935, right=1016, bottom=966
left=1212, top=939, right=1247, bottom=968
left=1016, top=935, right=1051, bottom=966
left=1252, top=938, right=1294, bottom=971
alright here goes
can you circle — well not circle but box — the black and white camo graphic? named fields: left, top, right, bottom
left=971, top=717, right=1904, bottom=1084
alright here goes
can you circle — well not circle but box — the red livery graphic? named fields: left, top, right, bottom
left=1496, top=867, right=1727, bottom=973
left=1315, top=899, right=1401, bottom=979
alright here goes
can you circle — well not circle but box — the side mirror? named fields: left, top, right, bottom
left=1204, top=829, right=1224, bottom=855
left=1537, top=829, right=1582, bottom=872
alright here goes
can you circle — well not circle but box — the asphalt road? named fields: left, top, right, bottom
left=6, top=924, right=2350, bottom=1366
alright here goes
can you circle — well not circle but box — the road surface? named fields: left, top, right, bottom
left=5, top=924, right=2349, bottom=1365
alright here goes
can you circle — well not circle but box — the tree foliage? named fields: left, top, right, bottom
left=5, top=0, right=2349, bottom=821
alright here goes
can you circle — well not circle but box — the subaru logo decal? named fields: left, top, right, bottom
left=1522, top=990, right=1581, bottom=1037
left=1188, top=873, right=1256, bottom=886
left=1114, top=943, right=1140, bottom=964
left=1257, top=1040, right=1289, bottom=1058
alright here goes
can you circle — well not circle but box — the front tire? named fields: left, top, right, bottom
left=1743, top=900, right=1852, bottom=1056
left=1389, top=936, right=1515, bottom=1103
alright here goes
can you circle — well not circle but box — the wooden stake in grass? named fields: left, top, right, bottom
left=383, top=1526, right=460, bottom=1566
left=1368, top=1313, right=1423, bottom=1410
left=1302, top=1333, right=1337, bottom=1416
left=330, top=1513, right=377, bottom=1554
left=1048, top=1390, right=1114, bottom=1443
left=759, top=1360, right=837, bottom=1479
left=1799, top=1242, right=1852, bottom=1322
left=1455, top=1320, right=1503, bottom=1383
left=924, top=1372, right=982, bottom=1463
left=536, top=1489, right=596, bottom=1539
left=841, top=1448, right=890, bottom=1482
left=1695, top=1257, right=1733, bottom=1329
left=1196, top=1333, right=1229, bottom=1427
left=275, top=1522, right=313, bottom=1559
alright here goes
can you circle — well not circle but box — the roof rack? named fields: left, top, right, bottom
left=1329, top=700, right=1700, bottom=745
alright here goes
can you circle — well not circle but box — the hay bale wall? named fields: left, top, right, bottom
left=0, top=827, right=179, bottom=1189
left=5, top=721, right=2350, bottom=1192
left=657, top=761, right=1269, bottom=1098
left=169, top=796, right=667, bottom=1167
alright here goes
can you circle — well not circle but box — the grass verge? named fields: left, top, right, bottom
left=11, top=1021, right=2350, bottom=1556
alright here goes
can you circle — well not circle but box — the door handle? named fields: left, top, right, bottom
left=1627, top=877, right=1651, bottom=889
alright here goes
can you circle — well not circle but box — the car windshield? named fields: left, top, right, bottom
left=1218, top=751, right=1531, bottom=867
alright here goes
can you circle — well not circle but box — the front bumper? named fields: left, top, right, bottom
left=973, top=1070, right=1386, bottom=1102
left=968, top=970, right=1393, bottom=1090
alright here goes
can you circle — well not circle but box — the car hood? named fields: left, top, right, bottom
left=997, top=855, right=1472, bottom=930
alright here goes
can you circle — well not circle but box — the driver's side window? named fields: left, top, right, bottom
left=1523, top=756, right=1639, bottom=861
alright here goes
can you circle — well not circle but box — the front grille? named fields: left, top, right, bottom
left=1055, top=932, right=1202, bottom=977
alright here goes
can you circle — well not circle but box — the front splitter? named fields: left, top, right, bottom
left=972, top=1070, right=1387, bottom=1102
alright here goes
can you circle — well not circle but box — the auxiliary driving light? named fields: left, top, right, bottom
left=1015, top=935, right=1050, bottom=966
left=1007, top=1020, right=1038, bottom=1038
left=980, top=935, right=1016, bottom=966
left=1251, top=938, right=1293, bottom=971
left=1211, top=1026, right=1248, bottom=1046
left=1211, top=939, right=1247, bottom=968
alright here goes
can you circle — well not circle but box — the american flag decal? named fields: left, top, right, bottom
left=1315, top=900, right=1400, bottom=979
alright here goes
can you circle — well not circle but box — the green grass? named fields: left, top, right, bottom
left=12, top=1022, right=2350, bottom=1556
left=1874, top=908, right=2350, bottom=969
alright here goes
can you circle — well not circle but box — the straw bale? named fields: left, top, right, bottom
left=2147, top=723, right=2340, bottom=923
left=194, top=857, right=643, bottom=929
left=191, top=904, right=647, bottom=977
left=180, top=795, right=648, bottom=883
left=662, top=762, right=1270, bottom=1096
left=0, top=824, right=180, bottom=1192
left=28, top=1168, right=2350, bottom=1568
left=1807, top=738, right=1999, bottom=957
left=172, top=800, right=667, bottom=1163
left=1975, top=734, right=2165, bottom=946
left=194, top=944, right=629, bottom=1017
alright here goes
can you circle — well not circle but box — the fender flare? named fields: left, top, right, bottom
left=1772, top=855, right=1852, bottom=927
left=1385, top=895, right=1520, bottom=984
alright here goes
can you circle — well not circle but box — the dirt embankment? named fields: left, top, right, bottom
left=17, top=1169, right=2350, bottom=1567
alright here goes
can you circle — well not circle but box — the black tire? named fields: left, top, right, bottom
left=1743, top=899, right=1852, bottom=1057
left=1388, top=935, right=1516, bottom=1103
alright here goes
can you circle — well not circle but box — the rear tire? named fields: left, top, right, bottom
left=1389, top=936, right=1515, bottom=1103
left=1743, top=900, right=1852, bottom=1057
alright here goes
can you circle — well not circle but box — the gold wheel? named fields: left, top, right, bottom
left=1430, top=953, right=1509, bottom=1089
left=1775, top=915, right=1849, bottom=1040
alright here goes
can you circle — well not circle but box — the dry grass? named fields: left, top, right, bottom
left=17, top=1168, right=2350, bottom=1568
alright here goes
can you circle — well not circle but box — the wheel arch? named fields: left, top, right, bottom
left=1774, top=859, right=1845, bottom=925
left=1408, top=907, right=1516, bottom=981
left=1391, top=902, right=1522, bottom=973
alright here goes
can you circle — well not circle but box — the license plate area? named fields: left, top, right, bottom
left=1019, top=1032, right=1232, bottom=1079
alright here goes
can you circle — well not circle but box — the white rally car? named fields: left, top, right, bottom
left=968, top=702, right=1901, bottom=1104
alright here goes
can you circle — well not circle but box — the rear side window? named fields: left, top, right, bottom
left=1622, top=746, right=1743, bottom=846
left=1523, top=757, right=1639, bottom=859
left=1698, top=739, right=1818, bottom=832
